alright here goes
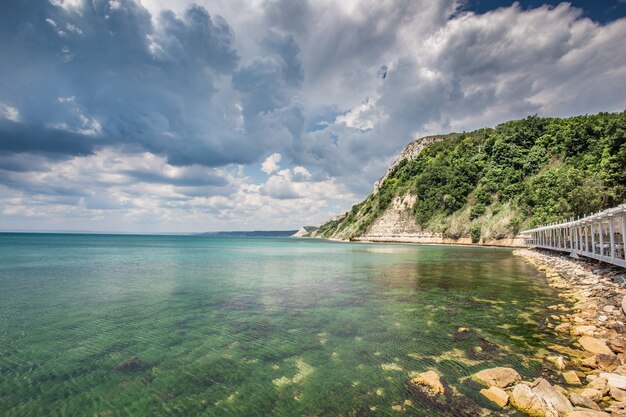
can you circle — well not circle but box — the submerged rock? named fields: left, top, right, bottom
left=547, top=355, right=566, bottom=370
left=406, top=370, right=445, bottom=402
left=114, top=356, right=151, bottom=372
left=480, top=386, right=509, bottom=407
left=473, top=367, right=521, bottom=388
left=563, top=371, right=582, bottom=386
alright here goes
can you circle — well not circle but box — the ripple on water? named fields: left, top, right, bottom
left=0, top=235, right=564, bottom=416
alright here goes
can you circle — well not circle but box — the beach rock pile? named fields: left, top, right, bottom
left=468, top=248, right=626, bottom=417
left=404, top=250, right=626, bottom=416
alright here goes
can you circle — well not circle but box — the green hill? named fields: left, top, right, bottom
left=315, top=111, right=626, bottom=243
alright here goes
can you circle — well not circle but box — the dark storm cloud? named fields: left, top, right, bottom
left=0, top=0, right=268, bottom=169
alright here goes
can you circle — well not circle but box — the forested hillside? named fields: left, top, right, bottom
left=315, top=111, right=626, bottom=242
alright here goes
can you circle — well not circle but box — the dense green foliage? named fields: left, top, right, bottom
left=318, top=111, right=626, bottom=240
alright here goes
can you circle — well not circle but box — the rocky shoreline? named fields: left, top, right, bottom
left=407, top=248, right=626, bottom=416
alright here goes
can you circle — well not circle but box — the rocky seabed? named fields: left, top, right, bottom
left=407, top=248, right=626, bottom=416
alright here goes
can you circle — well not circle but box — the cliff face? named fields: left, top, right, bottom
left=309, top=112, right=626, bottom=246
left=372, top=135, right=449, bottom=193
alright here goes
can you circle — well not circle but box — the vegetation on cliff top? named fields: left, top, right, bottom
left=316, top=111, right=626, bottom=241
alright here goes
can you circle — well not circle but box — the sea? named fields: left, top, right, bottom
left=0, top=233, right=564, bottom=416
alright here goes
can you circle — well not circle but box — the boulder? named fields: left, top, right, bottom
left=608, top=338, right=626, bottom=354
left=600, top=373, right=626, bottom=390
left=531, top=378, right=573, bottom=415
left=579, top=388, right=603, bottom=402
left=621, top=295, right=626, bottom=315
left=407, top=370, right=445, bottom=402
left=587, top=377, right=609, bottom=395
left=473, top=367, right=521, bottom=388
left=569, top=393, right=601, bottom=411
left=480, top=386, right=509, bottom=407
left=563, top=371, right=582, bottom=386
left=596, top=353, right=620, bottom=372
left=611, top=387, right=626, bottom=402
left=579, top=337, right=614, bottom=356
left=509, top=384, right=558, bottom=417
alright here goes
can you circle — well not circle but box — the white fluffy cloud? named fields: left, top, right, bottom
left=261, top=153, right=282, bottom=174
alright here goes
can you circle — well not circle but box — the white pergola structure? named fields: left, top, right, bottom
left=520, top=204, right=626, bottom=268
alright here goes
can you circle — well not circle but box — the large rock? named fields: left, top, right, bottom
left=579, top=388, right=603, bottom=402
left=587, top=377, right=609, bottom=395
left=509, top=384, right=558, bottom=417
left=621, top=295, right=626, bottom=315
left=569, top=393, right=601, bottom=411
left=407, top=370, right=445, bottom=402
left=600, top=372, right=626, bottom=390
left=531, top=378, right=573, bottom=415
left=611, top=386, right=626, bottom=402
left=608, top=338, right=626, bottom=354
left=473, top=367, right=521, bottom=388
left=596, top=353, right=620, bottom=372
left=480, top=386, right=509, bottom=407
left=579, top=336, right=614, bottom=355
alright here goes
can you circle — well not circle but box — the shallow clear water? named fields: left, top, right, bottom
left=0, top=233, right=562, bottom=416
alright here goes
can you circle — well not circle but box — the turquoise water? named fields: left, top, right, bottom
left=0, top=234, right=562, bottom=416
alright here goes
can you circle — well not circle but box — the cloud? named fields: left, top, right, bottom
left=0, top=149, right=356, bottom=231
left=1, top=103, right=21, bottom=122
left=261, top=153, right=282, bottom=174
left=1, top=0, right=626, bottom=231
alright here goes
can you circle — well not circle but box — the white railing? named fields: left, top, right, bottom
left=520, top=204, right=626, bottom=268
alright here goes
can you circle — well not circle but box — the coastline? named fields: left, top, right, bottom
left=467, top=248, right=626, bottom=416
left=394, top=245, right=626, bottom=416
left=297, top=234, right=526, bottom=248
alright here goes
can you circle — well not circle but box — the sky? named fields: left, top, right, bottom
left=1, top=0, right=625, bottom=233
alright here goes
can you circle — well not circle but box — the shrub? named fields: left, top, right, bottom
left=469, top=204, right=486, bottom=220
left=470, top=225, right=481, bottom=243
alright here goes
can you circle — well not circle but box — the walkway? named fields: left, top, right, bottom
left=521, top=204, right=626, bottom=268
